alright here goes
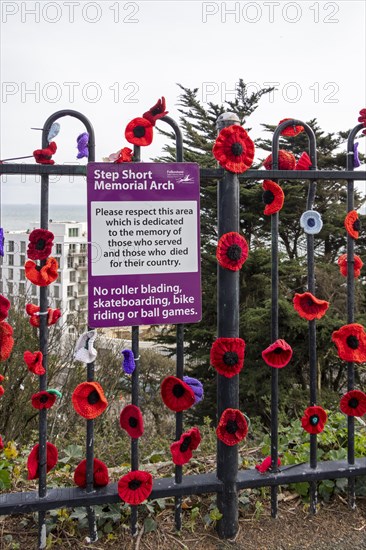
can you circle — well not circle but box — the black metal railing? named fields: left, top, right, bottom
left=0, top=111, right=366, bottom=549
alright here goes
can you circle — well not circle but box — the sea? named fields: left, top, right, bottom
left=1, top=204, right=87, bottom=231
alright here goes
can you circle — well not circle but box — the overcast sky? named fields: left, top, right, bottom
left=0, top=0, right=365, bottom=206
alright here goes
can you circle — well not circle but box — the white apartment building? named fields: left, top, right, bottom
left=0, top=221, right=88, bottom=334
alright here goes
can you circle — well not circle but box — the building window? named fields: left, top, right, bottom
left=20, top=254, right=26, bottom=266
left=69, top=271, right=76, bottom=283
left=69, top=299, right=75, bottom=310
left=0, top=281, right=3, bottom=293
left=20, top=241, right=26, bottom=253
left=68, top=228, right=79, bottom=238
left=56, top=244, right=62, bottom=255
left=80, top=243, right=87, bottom=253
left=67, top=285, right=74, bottom=297
left=8, top=268, right=13, bottom=280
left=79, top=256, right=86, bottom=267
left=53, top=285, right=60, bottom=299
left=55, top=300, right=62, bottom=310
left=19, top=282, right=25, bottom=294
left=7, top=255, right=14, bottom=266
left=8, top=282, right=13, bottom=295
left=20, top=269, right=25, bottom=281
left=69, top=243, right=76, bottom=254
left=67, top=256, right=73, bottom=268
left=68, top=326, right=75, bottom=334
left=8, top=241, right=14, bottom=253
left=58, top=272, right=62, bottom=284
left=32, top=285, right=37, bottom=296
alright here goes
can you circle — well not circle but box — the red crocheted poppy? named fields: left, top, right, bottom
left=25, top=257, right=58, bottom=287
left=142, top=96, right=168, bottom=125
left=0, top=435, right=3, bottom=449
left=263, top=150, right=296, bottom=170
left=262, top=339, right=293, bottom=368
left=338, top=254, right=363, bottom=278
left=24, top=350, right=45, bottom=375
left=118, top=470, right=153, bottom=505
left=344, top=211, right=361, bottom=240
left=25, top=304, right=61, bottom=327
left=27, top=229, right=54, bottom=260
left=301, top=406, right=327, bottom=434
left=0, top=321, right=14, bottom=362
left=340, top=390, right=366, bottom=417
left=161, top=376, right=196, bottom=412
left=210, top=337, right=245, bottom=378
left=114, top=147, right=133, bottom=163
left=125, top=117, right=153, bottom=146
left=0, top=385, right=4, bottom=397
left=278, top=118, right=304, bottom=137
left=255, top=456, right=281, bottom=474
left=119, top=404, right=144, bottom=439
left=31, top=391, right=56, bottom=410
left=332, top=323, right=366, bottom=363
left=358, top=108, right=366, bottom=126
left=295, top=152, right=312, bottom=170
left=72, top=382, right=108, bottom=419
left=213, top=125, right=255, bottom=173
left=0, top=295, right=10, bottom=322
left=170, top=427, right=201, bottom=466
left=27, top=442, right=58, bottom=479
left=262, top=180, right=285, bottom=215
left=293, top=292, right=329, bottom=321
left=0, top=374, right=4, bottom=382
left=74, top=458, right=109, bottom=488
left=33, top=142, right=57, bottom=165
left=216, top=232, right=249, bottom=271
left=216, top=408, right=248, bottom=446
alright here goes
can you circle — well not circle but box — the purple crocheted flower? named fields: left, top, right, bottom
left=183, top=376, right=204, bottom=404
left=353, top=142, right=361, bottom=168
left=0, top=228, right=4, bottom=257
left=76, top=132, right=89, bottom=159
left=122, top=349, right=136, bottom=374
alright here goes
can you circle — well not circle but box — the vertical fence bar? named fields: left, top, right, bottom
left=40, top=111, right=97, bottom=545
left=345, top=123, right=363, bottom=508
left=130, top=144, right=141, bottom=536
left=38, top=170, right=49, bottom=549
left=159, top=115, right=185, bottom=531
left=216, top=113, right=240, bottom=538
left=269, top=134, right=280, bottom=519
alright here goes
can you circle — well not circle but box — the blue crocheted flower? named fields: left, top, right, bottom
left=122, top=349, right=136, bottom=374
left=47, top=122, right=60, bottom=142
left=183, top=376, right=204, bottom=404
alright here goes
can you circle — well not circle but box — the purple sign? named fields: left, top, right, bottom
left=87, top=162, right=201, bottom=327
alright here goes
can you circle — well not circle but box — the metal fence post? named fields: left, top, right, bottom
left=216, top=112, right=241, bottom=539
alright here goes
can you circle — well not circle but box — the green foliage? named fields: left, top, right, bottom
left=260, top=411, right=366, bottom=500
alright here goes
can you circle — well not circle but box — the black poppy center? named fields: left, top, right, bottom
left=273, top=347, right=283, bottom=354
left=263, top=190, right=274, bottom=205
left=353, top=219, right=361, bottom=231
left=36, top=238, right=46, bottom=250
left=223, top=351, right=239, bottom=366
left=306, top=298, right=315, bottom=307
left=226, top=244, right=242, bottom=261
left=348, top=397, right=359, bottom=408
left=87, top=390, right=100, bottom=405
left=172, top=383, right=185, bottom=398
left=40, top=395, right=49, bottom=404
left=231, top=142, right=243, bottom=156
left=128, top=479, right=142, bottom=490
left=35, top=265, right=42, bottom=272
left=133, top=126, right=146, bottom=138
left=128, top=417, right=138, bottom=428
left=226, top=420, right=238, bottom=434
left=307, top=218, right=316, bottom=227
left=310, top=415, right=319, bottom=426
left=180, top=436, right=192, bottom=453
left=346, top=335, right=359, bottom=349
